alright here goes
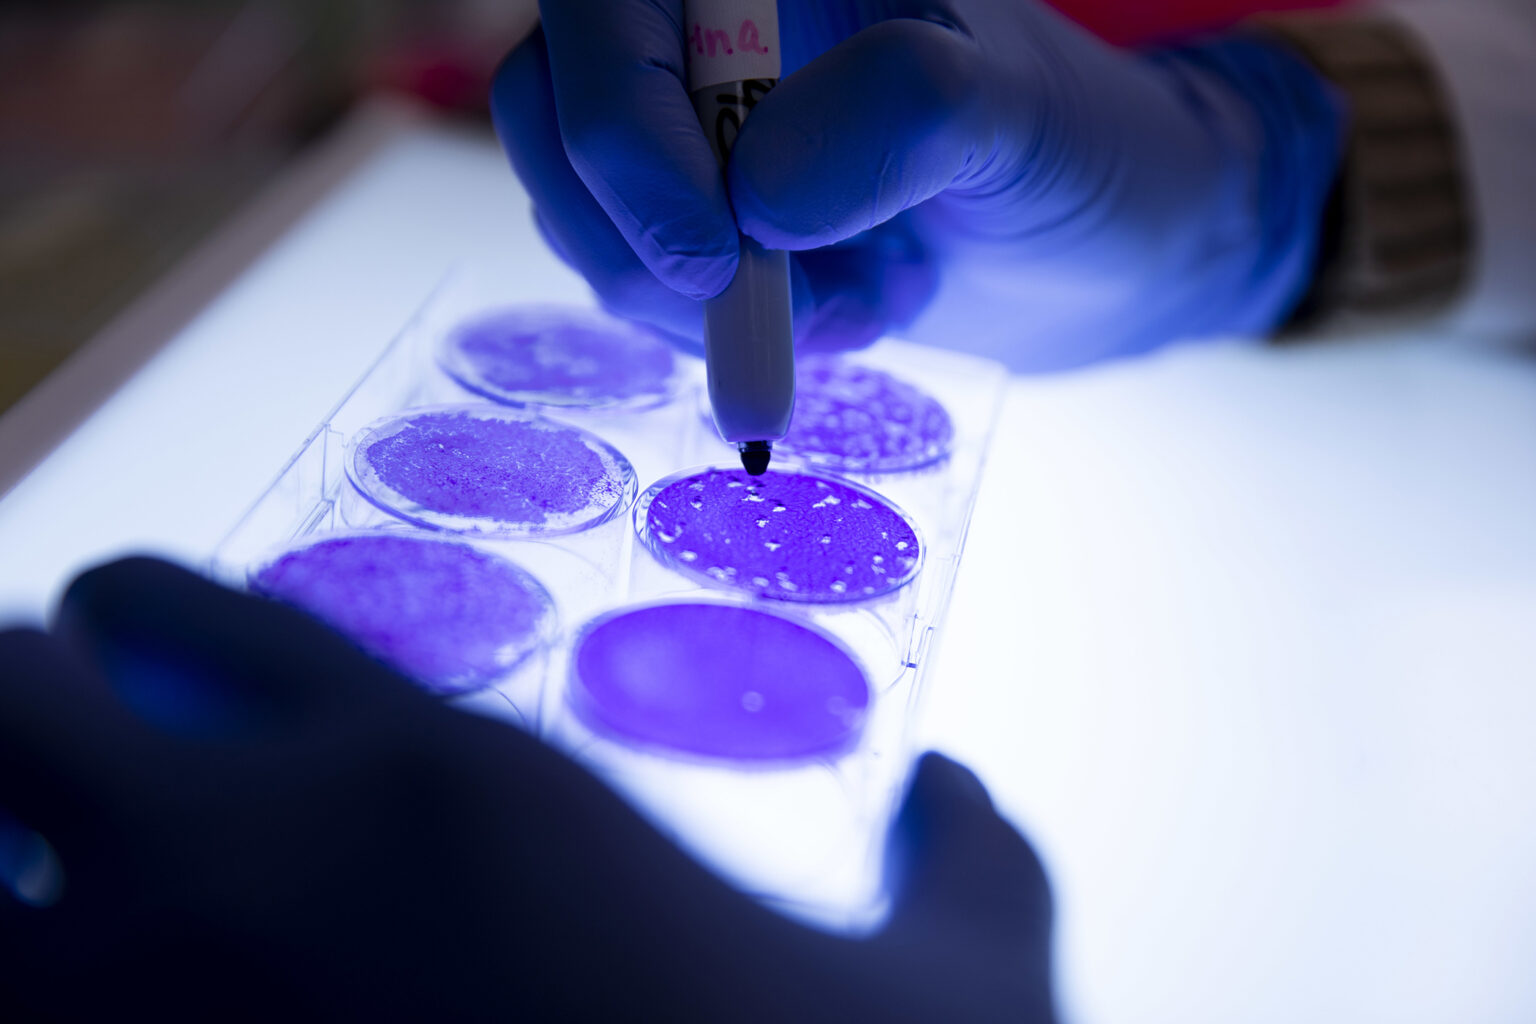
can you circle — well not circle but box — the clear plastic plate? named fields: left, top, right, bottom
left=211, top=263, right=1008, bottom=929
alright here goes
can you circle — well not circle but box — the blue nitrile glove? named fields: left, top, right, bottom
left=0, top=558, right=1054, bottom=1021
left=491, top=0, right=1343, bottom=371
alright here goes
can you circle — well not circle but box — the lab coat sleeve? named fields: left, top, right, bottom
left=1387, top=0, right=1536, bottom=339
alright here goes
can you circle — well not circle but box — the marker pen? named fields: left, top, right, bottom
left=684, top=0, right=795, bottom=477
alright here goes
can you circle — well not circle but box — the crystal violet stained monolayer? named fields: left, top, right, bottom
left=640, top=467, right=922, bottom=603
left=349, top=405, right=635, bottom=536
left=572, top=602, right=869, bottom=761
left=439, top=305, right=678, bottom=410
left=251, top=533, right=554, bottom=696
left=779, top=356, right=954, bottom=473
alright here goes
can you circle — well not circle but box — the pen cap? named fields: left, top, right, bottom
left=684, top=0, right=782, bottom=91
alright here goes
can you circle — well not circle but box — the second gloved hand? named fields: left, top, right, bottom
left=0, top=558, right=1054, bottom=1021
left=493, top=0, right=1343, bottom=370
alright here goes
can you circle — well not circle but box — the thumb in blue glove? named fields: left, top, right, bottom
left=494, top=0, right=1342, bottom=370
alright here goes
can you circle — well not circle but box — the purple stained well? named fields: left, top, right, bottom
left=442, top=306, right=677, bottom=410
left=642, top=468, right=922, bottom=603
left=252, top=534, right=553, bottom=696
left=572, top=603, right=869, bottom=761
left=779, top=357, right=954, bottom=473
left=351, top=407, right=633, bottom=535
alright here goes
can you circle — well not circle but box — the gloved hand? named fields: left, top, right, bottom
left=492, top=0, right=1343, bottom=370
left=0, top=558, right=1054, bottom=1021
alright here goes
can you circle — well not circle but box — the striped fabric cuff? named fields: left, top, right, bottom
left=1255, top=10, right=1474, bottom=336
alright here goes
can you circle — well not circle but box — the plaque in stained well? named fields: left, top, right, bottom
left=638, top=467, right=922, bottom=604
left=724, top=357, right=954, bottom=473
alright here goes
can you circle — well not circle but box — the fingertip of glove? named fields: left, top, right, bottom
left=728, top=161, right=820, bottom=251
left=897, top=753, right=1002, bottom=839
left=620, top=180, right=740, bottom=298
left=56, top=557, right=202, bottom=627
left=648, top=240, right=740, bottom=302
left=913, top=751, right=996, bottom=811
left=885, top=751, right=1055, bottom=956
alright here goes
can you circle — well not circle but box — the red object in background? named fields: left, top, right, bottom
left=369, top=40, right=494, bottom=113
left=1049, top=0, right=1344, bottom=45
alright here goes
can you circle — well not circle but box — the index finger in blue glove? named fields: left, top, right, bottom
left=493, top=31, right=710, bottom=349
left=538, top=0, right=739, bottom=300
left=729, top=17, right=989, bottom=250
left=54, top=557, right=429, bottom=738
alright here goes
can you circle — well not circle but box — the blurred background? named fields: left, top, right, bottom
left=0, top=0, right=537, bottom=415
left=0, top=0, right=1338, bottom=418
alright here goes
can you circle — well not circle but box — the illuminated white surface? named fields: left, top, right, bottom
left=925, top=339, right=1536, bottom=1023
left=3, top=112, right=1536, bottom=1022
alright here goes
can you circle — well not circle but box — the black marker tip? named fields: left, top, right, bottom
left=739, top=441, right=771, bottom=477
